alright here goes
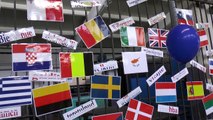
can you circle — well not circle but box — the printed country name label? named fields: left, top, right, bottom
left=0, top=27, right=35, bottom=44
left=29, top=71, right=66, bottom=82
left=141, top=47, right=163, bottom=57
left=0, top=106, right=21, bottom=120
left=196, top=23, right=209, bottom=29
left=146, top=66, right=166, bottom=86
left=117, top=87, right=142, bottom=108
left=109, top=17, right=135, bottom=32
left=63, top=100, right=98, bottom=120
left=42, top=30, right=78, bottom=50
left=148, top=12, right=166, bottom=26
left=71, top=1, right=101, bottom=8
left=190, top=60, right=206, bottom=73
left=206, top=50, right=213, bottom=56
left=158, top=104, right=179, bottom=114
left=94, top=60, right=118, bottom=73
left=206, top=83, right=213, bottom=92
left=126, top=0, right=147, bottom=7
left=171, top=68, right=189, bottom=83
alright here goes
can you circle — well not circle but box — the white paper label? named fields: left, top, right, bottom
left=206, top=83, right=213, bottom=92
left=117, top=87, right=142, bottom=108
left=42, top=30, right=78, bottom=49
left=94, top=60, right=118, bottom=73
left=196, top=23, right=209, bottom=30
left=146, top=66, right=166, bottom=86
left=158, top=104, right=179, bottom=115
left=109, top=17, right=135, bottom=32
left=63, top=100, right=97, bottom=120
left=0, top=107, right=21, bottom=120
left=171, top=68, right=189, bottom=83
left=71, top=1, right=101, bottom=8
left=190, top=60, right=206, bottom=73
left=126, top=0, right=147, bottom=7
left=148, top=12, right=166, bottom=26
left=206, top=50, right=213, bottom=57
left=141, top=47, right=163, bottom=57
left=29, top=71, right=66, bottom=82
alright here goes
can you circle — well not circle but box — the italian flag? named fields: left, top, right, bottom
left=202, top=92, right=213, bottom=115
left=198, top=30, right=208, bottom=47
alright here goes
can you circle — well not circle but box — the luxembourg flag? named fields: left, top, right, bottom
left=155, top=82, right=177, bottom=103
left=12, top=43, right=53, bottom=71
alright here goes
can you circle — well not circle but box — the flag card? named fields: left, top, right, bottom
left=109, top=17, right=135, bottom=33
left=91, top=75, right=121, bottom=99
left=63, top=100, right=98, bottom=120
left=32, top=82, right=72, bottom=117
left=155, top=82, right=177, bottom=103
left=206, top=50, right=213, bottom=57
left=29, top=71, right=66, bottom=82
left=59, top=52, right=94, bottom=78
left=27, top=0, right=64, bottom=22
left=122, top=52, right=148, bottom=74
left=117, top=86, right=142, bottom=108
left=146, top=66, right=166, bottom=86
left=42, top=30, right=78, bottom=49
left=148, top=12, right=166, bottom=26
left=0, top=76, right=32, bottom=108
left=94, top=60, right=118, bottom=73
left=71, top=0, right=101, bottom=8
left=171, top=68, right=189, bottom=83
left=186, top=81, right=204, bottom=100
left=0, top=106, right=21, bottom=119
left=202, top=92, right=213, bottom=115
left=75, top=16, right=110, bottom=49
left=158, top=104, right=179, bottom=115
left=141, top=47, right=163, bottom=57
left=148, top=28, right=169, bottom=48
left=176, top=8, right=194, bottom=26
left=126, top=0, right=147, bottom=7
left=12, top=43, right=52, bottom=71
left=196, top=23, right=209, bottom=30
left=92, top=112, right=123, bottom=120
left=190, top=60, right=206, bottom=73
left=125, top=99, right=154, bottom=120
left=210, top=59, right=213, bottom=75
left=198, top=30, right=208, bottom=47
left=120, top=26, right=146, bottom=47
left=206, top=83, right=213, bottom=92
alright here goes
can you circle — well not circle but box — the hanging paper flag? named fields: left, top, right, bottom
left=125, top=99, right=154, bottom=120
left=158, top=104, right=179, bottom=115
left=27, top=0, right=64, bottom=22
left=0, top=106, right=21, bottom=119
left=0, top=76, right=32, bottom=108
left=120, top=26, right=146, bottom=47
left=76, top=16, right=110, bottom=49
left=71, top=0, right=101, bottom=8
left=190, top=60, right=206, bottom=73
left=196, top=23, right=209, bottom=30
left=148, top=28, right=169, bottom=48
left=0, top=27, right=35, bottom=44
left=198, top=30, right=208, bottom=47
left=32, top=82, right=72, bottom=117
left=202, top=93, right=213, bottom=116
left=109, top=17, right=135, bottom=33
left=206, top=83, right=213, bottom=92
left=42, top=30, right=78, bottom=49
left=141, top=47, right=163, bottom=57
left=29, top=71, right=66, bottom=82
left=60, top=52, right=94, bottom=78
left=206, top=49, right=213, bottom=57
left=155, top=82, right=177, bottom=103
left=209, top=59, right=213, bottom=75
left=148, top=12, right=166, bottom=26
left=92, top=112, right=123, bottom=120
left=94, top=60, right=118, bottom=73
left=186, top=81, right=204, bottom=100
left=63, top=100, right=98, bottom=120
left=122, top=52, right=148, bottom=74
left=171, top=68, right=189, bottom=83
left=126, top=0, right=147, bottom=7
left=117, top=86, right=142, bottom=108
left=176, top=8, right=194, bottom=26
left=91, top=75, right=121, bottom=99
left=12, top=43, right=52, bottom=71
left=146, top=66, right=166, bottom=86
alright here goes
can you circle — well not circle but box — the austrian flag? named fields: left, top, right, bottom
left=198, top=30, right=208, bottom=47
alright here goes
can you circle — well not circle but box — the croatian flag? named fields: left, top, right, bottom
left=155, top=82, right=177, bottom=103
left=12, top=43, right=52, bottom=71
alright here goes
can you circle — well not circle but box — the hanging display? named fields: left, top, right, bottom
left=71, top=0, right=101, bottom=8
left=158, top=104, right=179, bottom=115
left=94, top=60, right=118, bottom=73
left=141, top=47, right=164, bottom=58
left=186, top=81, right=204, bottom=101
left=196, top=23, right=209, bottom=30
left=148, top=12, right=166, bottom=26
left=146, top=66, right=166, bottom=86
left=202, top=93, right=213, bottom=116
left=109, top=17, right=135, bottom=33
left=198, top=29, right=208, bottom=47
left=171, top=68, right=189, bottom=83
left=126, top=0, right=147, bottom=7
left=29, top=71, right=66, bottom=82
left=176, top=8, right=194, bottom=26
left=190, top=60, right=206, bottom=73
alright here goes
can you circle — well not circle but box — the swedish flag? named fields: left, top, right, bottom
left=91, top=75, right=121, bottom=99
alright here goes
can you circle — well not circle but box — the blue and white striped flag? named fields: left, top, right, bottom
left=0, top=76, right=32, bottom=108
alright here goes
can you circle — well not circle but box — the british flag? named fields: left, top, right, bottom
left=148, top=28, right=169, bottom=48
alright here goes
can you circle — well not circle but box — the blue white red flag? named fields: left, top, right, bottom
left=176, top=8, right=194, bottom=26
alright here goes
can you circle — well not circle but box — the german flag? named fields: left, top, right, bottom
left=33, top=82, right=72, bottom=117
left=60, top=52, right=94, bottom=78
left=186, top=81, right=204, bottom=100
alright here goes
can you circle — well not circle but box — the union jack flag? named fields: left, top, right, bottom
left=148, top=28, right=169, bottom=48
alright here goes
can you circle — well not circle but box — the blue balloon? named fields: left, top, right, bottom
left=166, top=25, right=200, bottom=64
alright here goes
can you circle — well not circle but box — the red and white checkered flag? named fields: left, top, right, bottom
left=26, top=52, right=37, bottom=65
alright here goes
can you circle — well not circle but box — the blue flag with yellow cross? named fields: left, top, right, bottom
left=91, top=75, right=121, bottom=99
